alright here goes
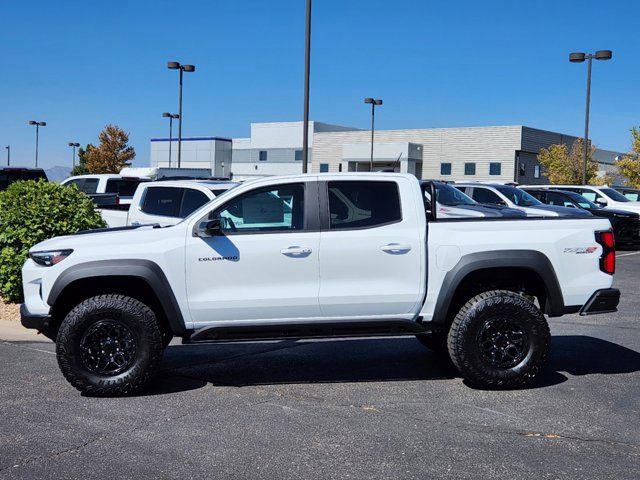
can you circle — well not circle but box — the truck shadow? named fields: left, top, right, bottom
left=142, top=335, right=640, bottom=395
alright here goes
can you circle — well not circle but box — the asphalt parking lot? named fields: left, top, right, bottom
left=1, top=254, right=639, bottom=480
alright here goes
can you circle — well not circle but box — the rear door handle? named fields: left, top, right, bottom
left=380, top=243, right=412, bottom=254
left=281, top=246, right=312, bottom=257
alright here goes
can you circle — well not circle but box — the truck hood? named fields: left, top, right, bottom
left=532, top=204, right=593, bottom=217
left=29, top=224, right=178, bottom=252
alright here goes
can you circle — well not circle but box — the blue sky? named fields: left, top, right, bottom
left=1, top=0, right=638, bottom=169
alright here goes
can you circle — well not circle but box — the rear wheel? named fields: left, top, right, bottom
left=447, top=290, right=550, bottom=389
left=56, top=294, right=165, bottom=396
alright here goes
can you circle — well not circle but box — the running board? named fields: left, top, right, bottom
left=185, top=319, right=433, bottom=344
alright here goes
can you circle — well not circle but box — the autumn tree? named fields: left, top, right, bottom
left=85, top=125, right=135, bottom=174
left=70, top=144, right=94, bottom=176
left=537, top=138, right=607, bottom=185
left=615, top=127, right=640, bottom=188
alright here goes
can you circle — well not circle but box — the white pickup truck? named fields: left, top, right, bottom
left=20, top=173, right=620, bottom=395
left=99, top=180, right=238, bottom=228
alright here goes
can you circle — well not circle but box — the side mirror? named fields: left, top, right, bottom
left=195, top=218, right=222, bottom=237
left=596, top=198, right=608, bottom=207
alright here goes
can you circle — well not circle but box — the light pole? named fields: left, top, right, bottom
left=167, top=61, right=195, bottom=169
left=68, top=142, right=80, bottom=168
left=28, top=120, right=46, bottom=167
left=162, top=112, right=180, bottom=168
left=301, top=0, right=312, bottom=174
left=364, top=98, right=383, bottom=171
left=569, top=50, right=612, bottom=185
left=5, top=146, right=9, bottom=166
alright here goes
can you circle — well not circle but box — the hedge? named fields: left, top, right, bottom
left=0, top=180, right=106, bottom=303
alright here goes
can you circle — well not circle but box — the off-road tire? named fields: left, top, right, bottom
left=447, top=290, right=550, bottom=389
left=416, top=332, right=448, bottom=355
left=56, top=295, right=164, bottom=396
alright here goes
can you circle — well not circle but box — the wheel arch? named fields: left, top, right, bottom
left=431, top=250, right=565, bottom=326
left=47, top=260, right=187, bottom=336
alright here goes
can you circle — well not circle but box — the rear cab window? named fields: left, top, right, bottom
left=105, top=178, right=150, bottom=198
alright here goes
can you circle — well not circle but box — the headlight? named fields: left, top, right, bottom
left=29, top=249, right=73, bottom=267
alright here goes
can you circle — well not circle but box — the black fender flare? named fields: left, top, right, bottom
left=431, top=250, right=565, bottom=324
left=48, top=259, right=187, bottom=335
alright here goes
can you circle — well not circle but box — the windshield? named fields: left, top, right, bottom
left=600, top=188, right=630, bottom=202
left=564, top=191, right=599, bottom=209
left=495, top=186, right=541, bottom=207
left=432, top=183, right=476, bottom=206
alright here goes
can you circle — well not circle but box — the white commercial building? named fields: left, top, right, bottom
left=149, top=122, right=624, bottom=184
left=150, top=136, right=233, bottom=178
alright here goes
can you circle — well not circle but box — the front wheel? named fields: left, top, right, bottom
left=56, top=294, right=165, bottom=396
left=447, top=290, right=550, bottom=389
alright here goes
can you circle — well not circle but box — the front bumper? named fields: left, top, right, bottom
left=20, top=304, right=52, bottom=331
left=579, top=288, right=620, bottom=316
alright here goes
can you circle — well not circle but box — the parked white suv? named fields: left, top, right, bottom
left=520, top=185, right=640, bottom=215
left=455, top=183, right=591, bottom=217
left=100, top=180, right=238, bottom=228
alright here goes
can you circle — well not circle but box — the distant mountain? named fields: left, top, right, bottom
left=45, top=166, right=72, bottom=183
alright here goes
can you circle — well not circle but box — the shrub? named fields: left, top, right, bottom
left=0, top=180, right=106, bottom=303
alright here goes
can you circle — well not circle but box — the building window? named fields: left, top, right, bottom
left=259, top=150, right=268, bottom=161
left=464, top=163, right=476, bottom=175
left=319, top=163, right=329, bottom=173
left=534, top=165, right=541, bottom=178
left=489, top=162, right=501, bottom=175
left=294, top=150, right=303, bottom=161
left=440, top=163, right=452, bottom=175
left=519, top=163, right=526, bottom=177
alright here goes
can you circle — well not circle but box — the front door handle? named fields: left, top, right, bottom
left=380, top=243, right=412, bottom=254
left=281, top=246, right=312, bottom=257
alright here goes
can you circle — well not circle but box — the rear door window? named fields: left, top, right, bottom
left=141, top=187, right=184, bottom=217
left=327, top=181, right=401, bottom=229
left=79, top=178, right=99, bottom=194
left=545, top=191, right=573, bottom=207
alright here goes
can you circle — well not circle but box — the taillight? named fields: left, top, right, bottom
left=595, top=230, right=615, bottom=275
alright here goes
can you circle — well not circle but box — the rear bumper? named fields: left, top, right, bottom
left=20, top=304, right=52, bottom=330
left=579, top=288, right=620, bottom=316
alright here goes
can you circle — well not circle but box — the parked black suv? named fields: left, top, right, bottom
left=523, top=187, right=640, bottom=249
left=0, top=167, right=47, bottom=190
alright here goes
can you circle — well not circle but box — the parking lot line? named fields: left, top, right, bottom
left=617, top=251, right=640, bottom=257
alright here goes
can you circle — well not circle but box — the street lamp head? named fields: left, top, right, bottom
left=172, top=114, right=180, bottom=119
left=40, top=122, right=46, bottom=126
left=162, top=112, right=171, bottom=117
left=167, top=61, right=180, bottom=69
left=68, top=142, right=74, bottom=146
left=182, top=64, right=196, bottom=72
left=374, top=99, right=383, bottom=105
left=28, top=120, right=37, bottom=125
left=569, top=52, right=586, bottom=63
left=595, top=50, right=613, bottom=60
left=364, top=98, right=374, bottom=104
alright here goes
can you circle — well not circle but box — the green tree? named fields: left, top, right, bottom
left=537, top=139, right=607, bottom=185
left=85, top=124, right=135, bottom=174
left=615, top=127, right=640, bottom=188
left=0, top=180, right=105, bottom=303
left=70, top=143, right=94, bottom=176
